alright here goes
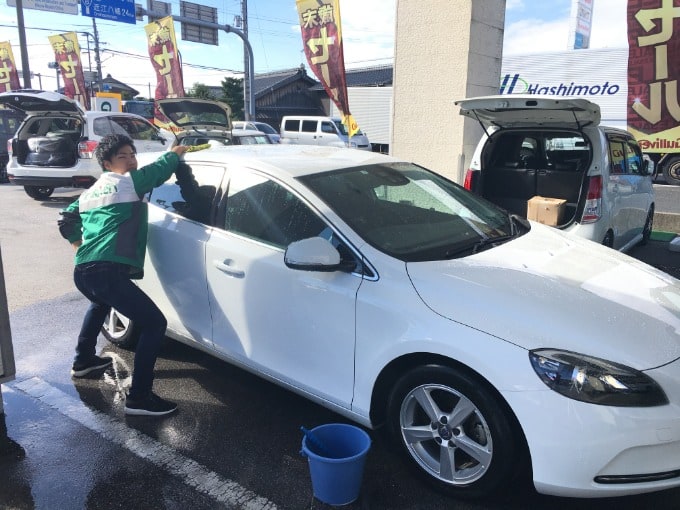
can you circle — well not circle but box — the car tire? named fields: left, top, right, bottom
left=101, top=308, right=140, bottom=350
left=387, top=364, right=529, bottom=500
left=602, top=230, right=614, bottom=248
left=640, top=205, right=654, bottom=246
left=24, top=185, right=54, bottom=200
left=662, top=156, right=680, bottom=186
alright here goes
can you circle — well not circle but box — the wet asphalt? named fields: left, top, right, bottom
left=2, top=184, right=680, bottom=509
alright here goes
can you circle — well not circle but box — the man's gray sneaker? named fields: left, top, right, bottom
left=125, top=392, right=177, bottom=416
left=71, top=355, right=113, bottom=377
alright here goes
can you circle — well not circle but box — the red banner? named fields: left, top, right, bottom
left=627, top=0, right=680, bottom=152
left=0, top=42, right=21, bottom=92
left=48, top=33, right=90, bottom=110
left=296, top=0, right=359, bottom=137
left=145, top=16, right=184, bottom=129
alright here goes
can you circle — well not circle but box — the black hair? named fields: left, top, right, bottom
left=95, top=134, right=137, bottom=168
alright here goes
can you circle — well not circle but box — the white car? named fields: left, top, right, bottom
left=456, top=95, right=655, bottom=252
left=232, top=120, right=281, bottom=144
left=103, top=144, right=680, bottom=500
left=156, top=99, right=274, bottom=148
left=0, top=91, right=168, bottom=200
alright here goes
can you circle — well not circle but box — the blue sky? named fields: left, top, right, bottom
left=0, top=0, right=629, bottom=95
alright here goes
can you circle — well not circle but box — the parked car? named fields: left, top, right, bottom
left=280, top=115, right=371, bottom=151
left=157, top=98, right=272, bottom=147
left=102, top=143, right=680, bottom=500
left=456, top=95, right=655, bottom=252
left=232, top=120, right=281, bottom=143
left=0, top=91, right=168, bottom=200
left=0, top=106, right=24, bottom=183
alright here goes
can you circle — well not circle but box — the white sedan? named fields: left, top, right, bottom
left=103, top=144, right=680, bottom=500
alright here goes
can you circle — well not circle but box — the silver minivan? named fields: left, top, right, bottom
left=456, top=95, right=655, bottom=252
left=280, top=115, right=371, bottom=151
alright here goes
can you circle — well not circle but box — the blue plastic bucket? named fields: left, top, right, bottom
left=301, top=423, right=371, bottom=506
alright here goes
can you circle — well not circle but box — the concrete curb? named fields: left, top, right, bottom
left=653, top=212, right=680, bottom=235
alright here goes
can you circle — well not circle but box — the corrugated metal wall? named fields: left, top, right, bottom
left=330, top=87, right=393, bottom=145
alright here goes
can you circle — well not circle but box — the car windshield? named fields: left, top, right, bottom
left=299, top=163, right=520, bottom=262
left=252, top=123, right=276, bottom=134
left=333, top=120, right=364, bottom=136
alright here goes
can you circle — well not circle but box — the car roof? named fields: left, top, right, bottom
left=165, top=144, right=398, bottom=178
left=232, top=129, right=266, bottom=136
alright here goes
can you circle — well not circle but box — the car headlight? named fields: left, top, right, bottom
left=529, top=349, right=668, bottom=407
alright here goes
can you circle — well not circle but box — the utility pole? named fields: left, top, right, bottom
left=241, top=0, right=250, bottom=120
left=92, top=18, right=104, bottom=92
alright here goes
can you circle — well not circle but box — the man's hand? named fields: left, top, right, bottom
left=171, top=145, right=190, bottom=157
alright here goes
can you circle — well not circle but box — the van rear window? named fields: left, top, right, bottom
left=284, top=119, right=300, bottom=131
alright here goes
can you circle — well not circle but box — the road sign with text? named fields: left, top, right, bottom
left=81, top=0, right=136, bottom=24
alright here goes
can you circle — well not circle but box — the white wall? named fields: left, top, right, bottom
left=392, top=0, right=506, bottom=182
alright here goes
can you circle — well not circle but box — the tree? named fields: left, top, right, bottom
left=220, top=77, right=244, bottom=120
left=188, top=82, right=213, bottom=100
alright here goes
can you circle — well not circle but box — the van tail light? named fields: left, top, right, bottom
left=582, top=175, right=602, bottom=223
left=78, top=140, right=99, bottom=159
left=464, top=169, right=479, bottom=192
left=7, top=139, right=13, bottom=157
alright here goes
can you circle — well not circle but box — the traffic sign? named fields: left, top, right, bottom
left=81, top=0, right=136, bottom=24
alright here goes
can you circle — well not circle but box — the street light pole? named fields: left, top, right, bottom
left=140, top=7, right=256, bottom=119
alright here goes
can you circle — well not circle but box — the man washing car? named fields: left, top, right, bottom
left=58, top=134, right=189, bottom=416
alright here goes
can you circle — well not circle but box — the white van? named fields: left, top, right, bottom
left=456, top=95, right=655, bottom=252
left=280, top=115, right=371, bottom=151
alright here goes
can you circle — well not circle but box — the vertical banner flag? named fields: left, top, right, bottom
left=0, top=42, right=21, bottom=92
left=48, top=33, right=90, bottom=110
left=627, top=0, right=680, bottom=152
left=296, top=0, right=359, bottom=137
left=145, top=16, right=184, bottom=129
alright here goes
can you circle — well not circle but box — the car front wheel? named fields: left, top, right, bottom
left=101, top=308, right=139, bottom=350
left=24, top=185, right=55, bottom=200
left=387, top=365, right=529, bottom=500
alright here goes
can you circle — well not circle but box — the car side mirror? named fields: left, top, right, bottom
left=284, top=237, right=341, bottom=272
left=642, top=158, right=653, bottom=176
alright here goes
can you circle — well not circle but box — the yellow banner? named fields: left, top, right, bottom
left=296, top=0, right=359, bottom=137
left=48, top=32, right=90, bottom=110
left=145, top=16, right=184, bottom=129
left=0, top=42, right=20, bottom=92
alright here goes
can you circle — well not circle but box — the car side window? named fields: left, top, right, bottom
left=92, top=117, right=115, bottom=137
left=608, top=140, right=626, bottom=175
left=223, top=171, right=328, bottom=249
left=148, top=164, right=225, bottom=224
left=110, top=117, right=158, bottom=141
left=284, top=119, right=300, bottom=131
left=625, top=140, right=643, bottom=175
left=301, top=120, right=317, bottom=133
left=321, top=121, right=335, bottom=134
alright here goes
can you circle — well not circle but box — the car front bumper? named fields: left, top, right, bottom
left=504, top=358, right=680, bottom=497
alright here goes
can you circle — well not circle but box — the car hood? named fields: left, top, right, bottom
left=157, top=98, right=232, bottom=136
left=406, top=224, right=680, bottom=370
left=455, top=94, right=601, bottom=130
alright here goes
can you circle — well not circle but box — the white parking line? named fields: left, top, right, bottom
left=11, top=377, right=278, bottom=510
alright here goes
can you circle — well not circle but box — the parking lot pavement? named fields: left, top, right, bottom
left=629, top=236, right=680, bottom=280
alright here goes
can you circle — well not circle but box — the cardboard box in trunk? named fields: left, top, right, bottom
left=527, top=196, right=566, bottom=226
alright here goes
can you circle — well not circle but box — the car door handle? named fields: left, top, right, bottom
left=213, top=259, right=245, bottom=278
